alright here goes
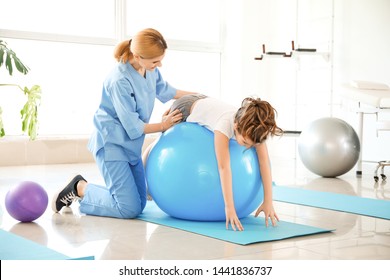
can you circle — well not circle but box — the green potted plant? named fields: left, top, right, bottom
left=0, top=39, right=41, bottom=140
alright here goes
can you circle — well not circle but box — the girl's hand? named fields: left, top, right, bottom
left=225, top=206, right=244, bottom=231
left=161, top=109, right=182, bottom=131
left=254, top=201, right=279, bottom=227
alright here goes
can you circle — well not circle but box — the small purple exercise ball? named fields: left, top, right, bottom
left=5, top=181, right=48, bottom=222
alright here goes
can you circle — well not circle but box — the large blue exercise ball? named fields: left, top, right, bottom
left=298, top=117, right=360, bottom=177
left=145, top=122, right=263, bottom=221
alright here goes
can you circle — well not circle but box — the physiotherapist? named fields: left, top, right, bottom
left=52, top=28, right=197, bottom=218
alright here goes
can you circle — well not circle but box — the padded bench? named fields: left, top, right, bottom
left=341, top=82, right=390, bottom=181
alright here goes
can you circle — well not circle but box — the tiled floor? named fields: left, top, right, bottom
left=0, top=139, right=389, bottom=260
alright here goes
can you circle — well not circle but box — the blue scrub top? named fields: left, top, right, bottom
left=88, top=62, right=176, bottom=164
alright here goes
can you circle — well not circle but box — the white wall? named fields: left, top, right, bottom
left=227, top=0, right=390, bottom=163
left=333, top=0, right=390, bottom=161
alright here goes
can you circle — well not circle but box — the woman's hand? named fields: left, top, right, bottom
left=161, top=109, right=182, bottom=131
left=225, top=206, right=244, bottom=231
left=254, top=201, right=279, bottom=227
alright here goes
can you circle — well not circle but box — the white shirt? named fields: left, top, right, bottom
left=187, top=97, right=237, bottom=139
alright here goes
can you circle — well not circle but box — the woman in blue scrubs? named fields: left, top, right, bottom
left=52, top=28, right=197, bottom=218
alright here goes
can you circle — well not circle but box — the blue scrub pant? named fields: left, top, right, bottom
left=79, top=148, right=147, bottom=219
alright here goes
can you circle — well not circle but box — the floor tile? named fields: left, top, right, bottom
left=1, top=150, right=389, bottom=260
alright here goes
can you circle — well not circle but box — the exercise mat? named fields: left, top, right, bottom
left=138, top=202, right=332, bottom=245
left=273, top=185, right=390, bottom=220
left=0, top=229, right=94, bottom=260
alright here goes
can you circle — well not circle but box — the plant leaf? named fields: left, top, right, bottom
left=0, top=48, right=4, bottom=68
left=0, top=41, right=30, bottom=75
left=12, top=55, right=29, bottom=75
left=5, top=52, right=13, bottom=75
left=0, top=106, right=4, bottom=138
left=19, top=84, right=41, bottom=140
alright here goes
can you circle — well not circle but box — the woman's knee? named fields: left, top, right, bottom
left=118, top=203, right=143, bottom=219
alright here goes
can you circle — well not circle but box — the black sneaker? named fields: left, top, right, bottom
left=52, top=175, right=86, bottom=212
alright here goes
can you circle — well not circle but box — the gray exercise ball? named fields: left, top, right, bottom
left=298, top=117, right=360, bottom=177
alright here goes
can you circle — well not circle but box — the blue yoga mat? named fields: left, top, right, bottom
left=138, top=202, right=332, bottom=245
left=0, top=229, right=94, bottom=260
left=273, top=185, right=390, bottom=220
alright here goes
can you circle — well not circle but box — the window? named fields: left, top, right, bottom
left=0, top=0, right=223, bottom=136
left=0, top=39, right=115, bottom=135
left=126, top=0, right=222, bottom=45
left=0, top=0, right=115, bottom=39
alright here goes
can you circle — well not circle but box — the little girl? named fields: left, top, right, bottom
left=144, top=94, right=283, bottom=231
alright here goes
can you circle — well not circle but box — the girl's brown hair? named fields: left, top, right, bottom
left=114, top=28, right=168, bottom=63
left=234, top=97, right=283, bottom=144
